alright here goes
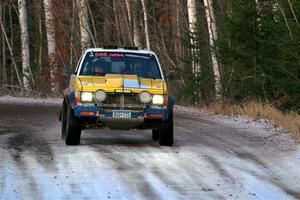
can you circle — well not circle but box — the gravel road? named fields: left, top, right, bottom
left=0, top=100, right=299, bottom=200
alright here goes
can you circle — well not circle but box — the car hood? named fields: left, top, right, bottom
left=78, top=74, right=165, bottom=91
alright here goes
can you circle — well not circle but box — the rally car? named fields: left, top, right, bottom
left=60, top=47, right=175, bottom=146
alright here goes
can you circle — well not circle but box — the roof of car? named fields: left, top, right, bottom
left=84, top=48, right=156, bottom=55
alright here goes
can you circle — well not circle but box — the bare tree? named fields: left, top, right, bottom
left=132, top=0, right=142, bottom=48
left=18, top=0, right=31, bottom=89
left=187, top=0, right=199, bottom=75
left=123, top=0, right=134, bottom=45
left=125, top=0, right=132, bottom=27
left=203, top=0, right=221, bottom=96
left=0, top=15, right=22, bottom=88
left=43, top=0, right=57, bottom=92
left=140, top=0, right=150, bottom=50
left=0, top=4, right=7, bottom=87
left=77, top=0, right=91, bottom=50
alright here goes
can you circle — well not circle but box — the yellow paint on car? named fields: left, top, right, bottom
left=73, top=74, right=168, bottom=95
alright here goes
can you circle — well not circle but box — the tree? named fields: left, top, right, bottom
left=18, top=0, right=31, bottom=90
left=77, top=0, right=91, bottom=51
left=0, top=5, right=22, bottom=88
left=203, top=0, right=221, bottom=97
left=43, top=0, right=57, bottom=92
left=140, top=0, right=150, bottom=50
left=187, top=0, right=199, bottom=75
left=132, top=0, right=143, bottom=48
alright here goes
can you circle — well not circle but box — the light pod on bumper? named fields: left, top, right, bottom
left=81, top=92, right=94, bottom=102
left=139, top=91, right=152, bottom=103
left=152, top=94, right=164, bottom=105
left=94, top=89, right=107, bottom=103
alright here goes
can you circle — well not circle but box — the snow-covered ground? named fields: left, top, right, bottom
left=0, top=97, right=299, bottom=199
left=0, top=95, right=61, bottom=105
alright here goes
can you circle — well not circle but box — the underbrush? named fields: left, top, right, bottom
left=207, top=101, right=300, bottom=142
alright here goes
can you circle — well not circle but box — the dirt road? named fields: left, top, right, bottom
left=0, top=99, right=299, bottom=200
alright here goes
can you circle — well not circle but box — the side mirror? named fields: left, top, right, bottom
left=63, top=67, right=75, bottom=76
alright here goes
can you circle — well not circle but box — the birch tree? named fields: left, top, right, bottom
left=125, top=0, right=132, bottom=27
left=203, top=0, right=221, bottom=96
left=133, top=0, right=143, bottom=48
left=140, top=0, right=150, bottom=50
left=187, top=0, right=199, bottom=75
left=43, top=0, right=57, bottom=92
left=124, top=0, right=134, bottom=45
left=18, top=0, right=31, bottom=89
left=77, top=0, right=91, bottom=51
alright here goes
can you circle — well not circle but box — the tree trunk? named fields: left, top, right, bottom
left=43, top=0, right=58, bottom=92
left=255, top=0, right=262, bottom=30
left=187, top=0, right=199, bottom=75
left=132, top=0, right=142, bottom=48
left=38, top=0, right=43, bottom=68
left=0, top=4, right=7, bottom=87
left=203, top=0, right=221, bottom=97
left=122, top=0, right=133, bottom=45
left=113, top=0, right=122, bottom=46
left=103, top=0, right=113, bottom=45
left=70, top=0, right=75, bottom=66
left=140, top=0, right=150, bottom=50
left=170, top=0, right=182, bottom=63
left=18, top=0, right=31, bottom=90
left=0, top=16, right=22, bottom=88
left=125, top=0, right=132, bottom=26
left=77, top=0, right=91, bottom=51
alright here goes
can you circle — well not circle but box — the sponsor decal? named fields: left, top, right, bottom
left=125, top=54, right=151, bottom=59
left=95, top=53, right=125, bottom=57
left=94, top=52, right=151, bottom=59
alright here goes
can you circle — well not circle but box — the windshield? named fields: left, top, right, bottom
left=80, top=52, right=162, bottom=79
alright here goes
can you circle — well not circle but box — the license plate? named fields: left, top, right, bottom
left=112, top=110, right=131, bottom=118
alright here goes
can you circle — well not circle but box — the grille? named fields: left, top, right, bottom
left=105, top=93, right=140, bottom=105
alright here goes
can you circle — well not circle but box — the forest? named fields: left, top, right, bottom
left=0, top=0, right=299, bottom=112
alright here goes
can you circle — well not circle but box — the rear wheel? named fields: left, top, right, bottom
left=152, top=129, right=159, bottom=141
left=65, top=105, right=82, bottom=145
left=159, top=110, right=174, bottom=146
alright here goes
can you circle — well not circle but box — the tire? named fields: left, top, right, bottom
left=152, top=129, right=159, bottom=141
left=61, top=100, right=67, bottom=139
left=65, top=104, right=82, bottom=145
left=159, top=110, right=174, bottom=146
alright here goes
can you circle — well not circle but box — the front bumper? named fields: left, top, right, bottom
left=74, top=105, right=169, bottom=120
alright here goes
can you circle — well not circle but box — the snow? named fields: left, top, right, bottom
left=0, top=98, right=299, bottom=199
left=0, top=95, right=61, bottom=105
left=175, top=105, right=290, bottom=140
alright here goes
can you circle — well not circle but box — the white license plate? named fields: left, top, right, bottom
left=112, top=110, right=131, bottom=118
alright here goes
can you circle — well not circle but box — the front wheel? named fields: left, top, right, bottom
left=65, top=105, right=82, bottom=146
left=159, top=110, right=174, bottom=146
left=152, top=129, right=159, bottom=141
left=61, top=100, right=67, bottom=139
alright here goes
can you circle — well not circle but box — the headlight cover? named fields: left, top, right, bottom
left=152, top=94, right=164, bottom=105
left=94, top=89, right=107, bottom=103
left=81, top=91, right=94, bottom=102
left=139, top=91, right=152, bottom=103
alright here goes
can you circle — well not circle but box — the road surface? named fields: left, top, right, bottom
left=0, top=99, right=299, bottom=200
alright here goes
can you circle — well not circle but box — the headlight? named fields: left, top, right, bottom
left=139, top=91, right=152, bottom=103
left=94, top=89, right=107, bottom=103
left=152, top=95, right=164, bottom=105
left=81, top=92, right=93, bottom=102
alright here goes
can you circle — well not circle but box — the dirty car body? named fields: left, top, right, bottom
left=60, top=48, right=175, bottom=146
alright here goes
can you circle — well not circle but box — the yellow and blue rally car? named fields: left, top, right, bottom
left=60, top=47, right=175, bottom=146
